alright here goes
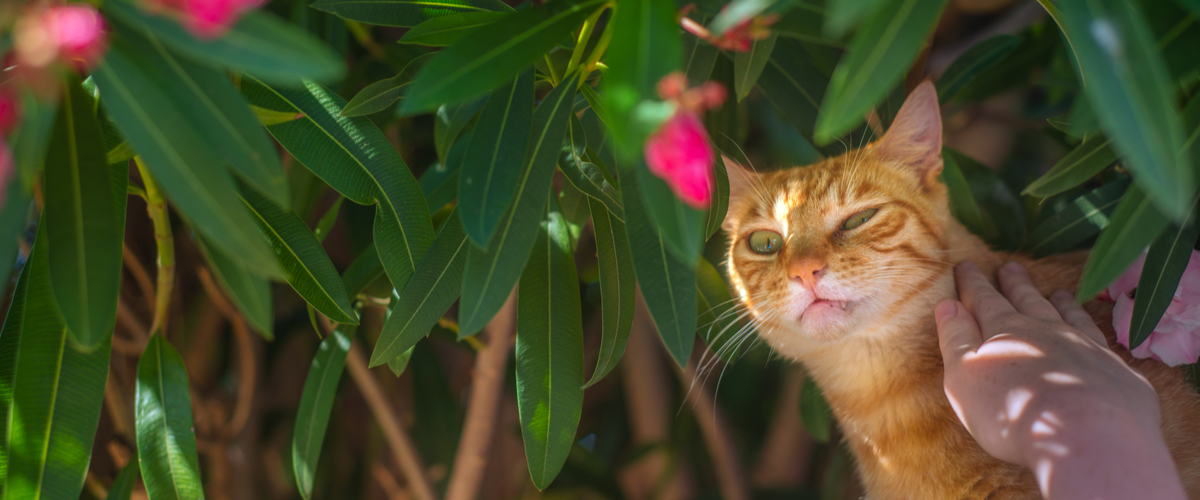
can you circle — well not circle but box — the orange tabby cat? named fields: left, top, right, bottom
left=722, top=81, right=1200, bottom=499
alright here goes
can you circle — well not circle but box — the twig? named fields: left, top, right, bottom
left=122, top=244, right=155, bottom=312
left=197, top=268, right=257, bottom=439
left=345, top=339, right=440, bottom=500
left=104, top=366, right=135, bottom=439
left=445, top=289, right=517, bottom=500
left=133, top=158, right=174, bottom=336
left=372, top=463, right=412, bottom=500
left=751, top=366, right=814, bottom=488
left=675, top=358, right=751, bottom=500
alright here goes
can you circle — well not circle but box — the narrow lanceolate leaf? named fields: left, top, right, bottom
left=756, top=37, right=832, bottom=147
left=342, top=53, right=434, bottom=117
left=799, top=376, right=832, bottom=442
left=622, top=171, right=697, bottom=368
left=1055, top=0, right=1193, bottom=220
left=1026, top=180, right=1130, bottom=257
left=1078, top=185, right=1172, bottom=300
left=559, top=116, right=624, bottom=221
left=941, top=149, right=995, bottom=242
left=935, top=35, right=1021, bottom=103
left=435, top=98, right=487, bottom=164
left=1022, top=136, right=1117, bottom=197
left=734, top=34, right=778, bottom=102
left=637, top=163, right=706, bottom=266
left=106, top=460, right=140, bottom=500
left=94, top=28, right=283, bottom=279
left=128, top=25, right=290, bottom=207
left=459, top=71, right=535, bottom=248
left=43, top=79, right=125, bottom=349
left=342, top=244, right=388, bottom=297
left=824, top=0, right=887, bottom=37
left=706, top=155, right=730, bottom=239
left=696, top=257, right=749, bottom=362
left=459, top=77, right=579, bottom=337
left=584, top=198, right=636, bottom=387
left=239, top=183, right=358, bottom=324
left=401, top=0, right=603, bottom=114
left=314, top=196, right=344, bottom=243
left=105, top=1, right=344, bottom=84
left=312, top=0, right=512, bottom=27
left=813, top=0, right=947, bottom=143
left=195, top=236, right=274, bottom=337
left=1128, top=194, right=1200, bottom=349
left=1, top=227, right=110, bottom=500
left=400, top=11, right=510, bottom=46
left=709, top=0, right=779, bottom=34
left=240, top=78, right=435, bottom=291
left=684, top=34, right=720, bottom=87
left=370, top=214, right=470, bottom=365
left=293, top=325, right=353, bottom=500
left=137, top=335, right=205, bottom=500
left=603, top=0, right=684, bottom=155
left=0, top=179, right=31, bottom=290
left=516, top=202, right=584, bottom=490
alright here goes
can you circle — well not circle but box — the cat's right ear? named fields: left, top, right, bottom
left=722, top=155, right=758, bottom=232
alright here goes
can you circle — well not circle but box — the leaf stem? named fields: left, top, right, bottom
left=134, top=157, right=175, bottom=336
left=565, top=8, right=604, bottom=78
left=581, top=5, right=616, bottom=79
left=544, top=54, right=561, bottom=86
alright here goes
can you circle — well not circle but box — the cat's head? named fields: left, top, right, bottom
left=724, top=81, right=954, bottom=351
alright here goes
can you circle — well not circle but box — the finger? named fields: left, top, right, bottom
left=1049, top=290, right=1107, bottom=345
left=997, top=261, right=1062, bottom=321
left=955, top=261, right=1017, bottom=339
left=936, top=298, right=983, bottom=363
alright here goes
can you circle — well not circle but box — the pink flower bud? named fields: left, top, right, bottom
left=657, top=72, right=688, bottom=101
left=1108, top=251, right=1200, bottom=366
left=146, top=0, right=265, bottom=39
left=644, top=111, right=714, bottom=209
left=0, top=90, right=21, bottom=135
left=0, top=141, right=12, bottom=208
left=14, top=5, right=108, bottom=73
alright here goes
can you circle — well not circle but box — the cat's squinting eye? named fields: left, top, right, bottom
left=842, top=208, right=879, bottom=230
left=748, top=231, right=783, bottom=255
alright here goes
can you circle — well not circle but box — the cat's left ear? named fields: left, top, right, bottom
left=871, top=81, right=943, bottom=187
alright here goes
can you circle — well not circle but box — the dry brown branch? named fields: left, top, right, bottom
left=104, top=367, right=135, bottom=439
left=372, top=463, right=413, bottom=500
left=676, top=357, right=751, bottom=500
left=117, top=301, right=149, bottom=341
left=122, top=244, right=156, bottom=312
left=345, top=339, right=439, bottom=500
left=445, top=289, right=517, bottom=500
left=197, top=268, right=257, bottom=439
left=751, top=365, right=814, bottom=488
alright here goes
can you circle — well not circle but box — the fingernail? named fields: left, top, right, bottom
left=935, top=299, right=957, bottom=325
left=1051, top=289, right=1073, bottom=301
left=1002, top=261, right=1026, bottom=275
left=957, top=261, right=979, bottom=274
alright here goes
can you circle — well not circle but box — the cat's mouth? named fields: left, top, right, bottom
left=798, top=297, right=853, bottom=325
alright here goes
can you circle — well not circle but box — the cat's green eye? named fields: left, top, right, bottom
left=748, top=231, right=783, bottom=255
left=842, top=208, right=878, bottom=230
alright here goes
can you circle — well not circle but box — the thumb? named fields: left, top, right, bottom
left=936, top=299, right=982, bottom=363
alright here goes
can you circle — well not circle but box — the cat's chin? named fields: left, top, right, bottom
left=796, top=299, right=855, bottom=336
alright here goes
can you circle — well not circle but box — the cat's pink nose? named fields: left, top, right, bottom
left=789, top=258, right=827, bottom=290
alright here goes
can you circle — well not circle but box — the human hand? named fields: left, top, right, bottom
left=935, top=261, right=1184, bottom=499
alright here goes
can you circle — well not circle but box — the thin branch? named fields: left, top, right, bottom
left=104, top=365, right=135, bottom=440
left=133, top=158, right=174, bottom=335
left=751, top=366, right=814, bottom=488
left=675, top=357, right=751, bottom=500
left=122, top=244, right=155, bottom=312
left=345, top=339, right=440, bottom=500
left=445, top=289, right=517, bottom=500
left=197, top=268, right=257, bottom=439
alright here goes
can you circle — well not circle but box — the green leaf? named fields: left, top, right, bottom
left=709, top=0, right=779, bottom=34
left=1022, top=136, right=1117, bottom=197
left=516, top=200, right=585, bottom=490
left=799, top=376, right=832, bottom=442
left=94, top=28, right=283, bottom=279
left=824, top=0, right=887, bottom=37
left=314, top=196, right=344, bottom=244
left=0, top=227, right=111, bottom=500
left=559, top=116, right=624, bottom=221
left=622, top=171, right=697, bottom=368
left=400, top=0, right=602, bottom=114
left=683, top=34, right=720, bottom=87
left=734, top=34, right=778, bottom=102
left=1128, top=194, right=1200, bottom=349
left=459, top=77, right=579, bottom=336
left=637, top=164, right=707, bottom=265
left=43, top=80, right=126, bottom=350
left=105, top=1, right=344, bottom=85
left=706, top=155, right=730, bottom=239
left=1078, top=184, right=1171, bottom=299
left=106, top=460, right=140, bottom=500
left=459, top=71, right=535, bottom=248
left=773, top=3, right=843, bottom=47
left=604, top=0, right=684, bottom=155
left=252, top=105, right=304, bottom=126
left=239, top=183, right=358, bottom=325
left=756, top=38, right=832, bottom=148
left=369, top=214, right=470, bottom=365
left=945, top=148, right=1025, bottom=249
left=387, top=345, right=416, bottom=377
left=400, top=11, right=511, bottom=46
left=934, top=35, right=1021, bottom=104
left=0, top=182, right=32, bottom=289
left=9, top=92, right=57, bottom=194
left=696, top=257, right=748, bottom=362
left=583, top=198, right=636, bottom=387
left=195, top=236, right=275, bottom=337
left=313, top=0, right=512, bottom=27
left=1053, top=0, right=1194, bottom=220
left=136, top=335, right=204, bottom=500
left=342, top=53, right=434, bottom=117
left=941, top=149, right=995, bottom=242
left=342, top=244, right=388, bottom=298
left=419, top=161, right=462, bottom=213
left=1026, top=180, right=1129, bottom=257
left=813, top=0, right=946, bottom=143
left=435, top=98, right=487, bottom=166
left=293, top=324, right=352, bottom=500
left=240, top=78, right=436, bottom=291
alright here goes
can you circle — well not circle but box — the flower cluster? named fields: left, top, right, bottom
left=679, top=5, right=777, bottom=52
left=1106, top=250, right=1200, bottom=366
left=147, top=0, right=266, bottom=39
left=643, top=72, right=726, bottom=209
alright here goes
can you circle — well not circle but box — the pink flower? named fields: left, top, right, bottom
left=0, top=142, right=13, bottom=208
left=679, top=4, right=777, bottom=52
left=645, top=111, right=715, bottom=209
left=0, top=90, right=21, bottom=135
left=146, top=0, right=265, bottom=39
left=1107, top=251, right=1200, bottom=366
left=14, top=4, right=108, bottom=73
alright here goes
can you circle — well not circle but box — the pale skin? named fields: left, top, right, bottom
left=935, top=260, right=1186, bottom=500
